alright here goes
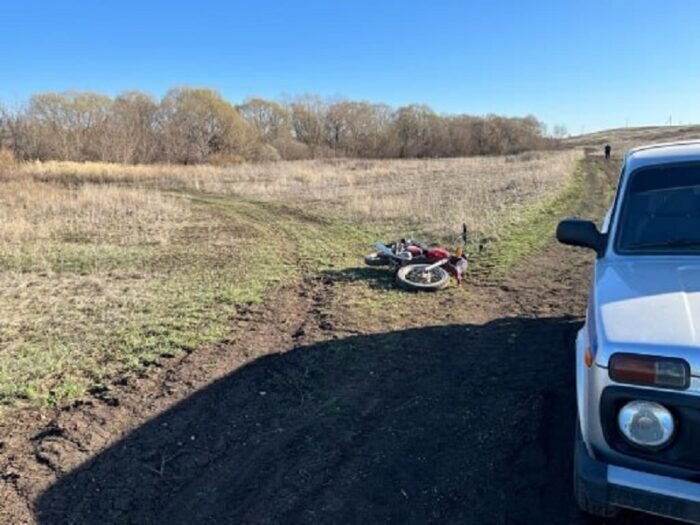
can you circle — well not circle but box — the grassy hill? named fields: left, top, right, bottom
left=566, top=124, right=700, bottom=151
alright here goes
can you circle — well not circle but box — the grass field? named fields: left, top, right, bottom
left=17, top=150, right=581, bottom=238
left=0, top=150, right=581, bottom=407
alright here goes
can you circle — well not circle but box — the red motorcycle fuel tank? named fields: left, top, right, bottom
left=426, top=247, right=450, bottom=260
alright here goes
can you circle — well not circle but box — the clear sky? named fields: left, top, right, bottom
left=2, top=0, right=699, bottom=133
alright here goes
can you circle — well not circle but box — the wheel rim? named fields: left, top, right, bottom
left=405, top=266, right=445, bottom=284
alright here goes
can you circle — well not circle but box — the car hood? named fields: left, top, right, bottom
left=595, top=259, right=700, bottom=361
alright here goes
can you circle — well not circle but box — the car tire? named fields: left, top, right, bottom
left=574, top=420, right=619, bottom=518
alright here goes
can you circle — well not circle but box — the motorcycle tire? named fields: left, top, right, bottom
left=364, top=252, right=391, bottom=266
left=395, top=264, right=450, bottom=291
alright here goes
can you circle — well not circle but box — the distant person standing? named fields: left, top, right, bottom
left=604, top=143, right=612, bottom=159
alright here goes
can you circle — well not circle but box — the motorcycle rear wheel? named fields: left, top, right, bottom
left=395, top=264, right=450, bottom=291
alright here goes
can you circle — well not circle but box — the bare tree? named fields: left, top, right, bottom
left=160, top=88, right=253, bottom=164
left=287, top=96, right=325, bottom=156
left=109, top=91, right=160, bottom=163
left=552, top=124, right=568, bottom=139
left=391, top=105, right=441, bottom=158
left=0, top=88, right=550, bottom=163
left=237, top=98, right=289, bottom=141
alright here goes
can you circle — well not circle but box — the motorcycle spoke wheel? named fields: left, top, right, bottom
left=395, top=264, right=450, bottom=291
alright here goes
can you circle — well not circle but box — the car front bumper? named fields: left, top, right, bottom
left=577, top=432, right=700, bottom=523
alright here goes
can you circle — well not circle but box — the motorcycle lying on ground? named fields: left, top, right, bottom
left=365, top=224, right=469, bottom=292
left=363, top=238, right=428, bottom=267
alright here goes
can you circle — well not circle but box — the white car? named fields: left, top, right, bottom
left=557, top=141, right=700, bottom=523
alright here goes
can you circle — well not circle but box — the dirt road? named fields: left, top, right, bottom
left=0, top=157, right=675, bottom=524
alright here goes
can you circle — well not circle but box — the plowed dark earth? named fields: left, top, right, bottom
left=0, top=156, right=676, bottom=524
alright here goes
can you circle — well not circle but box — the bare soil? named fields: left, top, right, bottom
left=0, top=157, right=675, bottom=524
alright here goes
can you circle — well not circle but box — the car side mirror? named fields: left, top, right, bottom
left=556, top=218, right=606, bottom=257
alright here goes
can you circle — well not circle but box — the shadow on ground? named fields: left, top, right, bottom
left=322, top=266, right=397, bottom=290
left=36, top=316, right=655, bottom=524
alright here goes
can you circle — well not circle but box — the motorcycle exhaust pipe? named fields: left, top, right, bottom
left=423, top=258, right=449, bottom=272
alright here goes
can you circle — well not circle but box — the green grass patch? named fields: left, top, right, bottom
left=470, top=159, right=593, bottom=279
left=0, top=192, right=373, bottom=406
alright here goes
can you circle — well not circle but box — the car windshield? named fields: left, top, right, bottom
left=617, top=163, right=700, bottom=253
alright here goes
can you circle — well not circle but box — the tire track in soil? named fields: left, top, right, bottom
left=0, top=155, right=673, bottom=524
left=0, top=265, right=338, bottom=523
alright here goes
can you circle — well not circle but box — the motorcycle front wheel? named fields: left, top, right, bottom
left=364, top=252, right=391, bottom=266
left=395, top=264, right=450, bottom=291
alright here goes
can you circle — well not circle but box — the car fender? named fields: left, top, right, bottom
left=576, top=326, right=596, bottom=457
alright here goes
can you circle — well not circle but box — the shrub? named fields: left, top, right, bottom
left=0, top=148, right=17, bottom=175
left=253, top=143, right=282, bottom=162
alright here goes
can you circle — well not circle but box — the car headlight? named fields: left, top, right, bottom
left=618, top=400, right=675, bottom=448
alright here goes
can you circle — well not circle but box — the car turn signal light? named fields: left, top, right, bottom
left=609, top=354, right=690, bottom=390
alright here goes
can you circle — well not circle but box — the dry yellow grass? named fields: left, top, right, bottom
left=16, top=149, right=582, bottom=240
left=0, top=178, right=188, bottom=246
left=0, top=148, right=17, bottom=174
left=566, top=125, right=700, bottom=152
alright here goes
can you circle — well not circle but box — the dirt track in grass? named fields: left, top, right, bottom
left=0, top=156, right=674, bottom=524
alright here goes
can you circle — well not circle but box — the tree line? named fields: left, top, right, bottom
left=0, top=88, right=555, bottom=164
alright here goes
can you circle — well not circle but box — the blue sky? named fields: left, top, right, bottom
left=2, top=0, right=699, bottom=133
